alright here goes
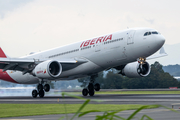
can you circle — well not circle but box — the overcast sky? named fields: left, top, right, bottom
left=0, top=0, right=180, bottom=62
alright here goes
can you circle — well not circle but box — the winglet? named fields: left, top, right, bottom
left=0, top=47, right=7, bottom=58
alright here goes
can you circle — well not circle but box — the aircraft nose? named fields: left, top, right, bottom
left=157, top=35, right=165, bottom=46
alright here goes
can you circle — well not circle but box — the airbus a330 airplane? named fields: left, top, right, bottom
left=0, top=28, right=167, bottom=98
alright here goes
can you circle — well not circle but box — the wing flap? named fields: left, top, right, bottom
left=0, top=58, right=34, bottom=71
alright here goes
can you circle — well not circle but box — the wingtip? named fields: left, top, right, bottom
left=160, top=47, right=167, bottom=54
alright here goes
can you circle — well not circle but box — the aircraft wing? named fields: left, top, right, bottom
left=0, top=57, right=87, bottom=74
left=0, top=48, right=87, bottom=74
left=146, top=46, right=168, bottom=60
left=0, top=58, right=35, bottom=73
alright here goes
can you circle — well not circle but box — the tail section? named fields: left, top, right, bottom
left=0, top=47, right=8, bottom=58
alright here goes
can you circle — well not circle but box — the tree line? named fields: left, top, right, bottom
left=163, top=64, right=180, bottom=77
left=78, top=62, right=180, bottom=89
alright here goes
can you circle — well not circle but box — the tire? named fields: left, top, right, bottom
left=94, top=83, right=100, bottom=91
left=32, top=89, right=38, bottom=98
left=82, top=88, right=88, bottom=96
left=37, top=84, right=43, bottom=91
left=88, top=83, right=94, bottom=91
left=44, top=84, right=50, bottom=92
left=39, top=90, right=45, bottom=98
left=89, top=90, right=94, bottom=96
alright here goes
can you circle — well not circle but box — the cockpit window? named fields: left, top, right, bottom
left=152, top=31, right=158, bottom=34
left=144, top=32, right=148, bottom=36
left=144, top=31, right=159, bottom=36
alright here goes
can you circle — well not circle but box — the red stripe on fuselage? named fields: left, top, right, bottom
left=0, top=69, right=18, bottom=83
left=0, top=48, right=7, bottom=58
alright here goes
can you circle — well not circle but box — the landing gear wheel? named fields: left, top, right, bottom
left=88, top=83, right=94, bottom=90
left=39, top=90, right=45, bottom=98
left=89, top=90, right=95, bottom=96
left=82, top=88, right=88, bottom=96
left=32, top=89, right=38, bottom=98
left=37, top=84, right=43, bottom=91
left=94, top=83, right=100, bottom=91
left=44, top=84, right=50, bottom=92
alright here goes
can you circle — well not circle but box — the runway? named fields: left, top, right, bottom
left=0, top=94, right=180, bottom=107
left=1, top=94, right=180, bottom=120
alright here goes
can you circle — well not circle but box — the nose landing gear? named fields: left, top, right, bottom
left=32, top=83, right=50, bottom=98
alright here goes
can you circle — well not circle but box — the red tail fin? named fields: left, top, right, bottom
left=0, top=48, right=7, bottom=58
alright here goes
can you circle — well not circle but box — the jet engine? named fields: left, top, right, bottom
left=32, top=60, right=62, bottom=79
left=122, top=62, right=151, bottom=78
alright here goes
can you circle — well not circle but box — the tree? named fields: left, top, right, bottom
left=77, top=61, right=179, bottom=89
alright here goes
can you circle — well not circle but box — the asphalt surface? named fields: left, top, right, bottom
left=1, top=94, right=180, bottom=120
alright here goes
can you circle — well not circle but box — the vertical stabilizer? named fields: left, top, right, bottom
left=0, top=47, right=7, bottom=58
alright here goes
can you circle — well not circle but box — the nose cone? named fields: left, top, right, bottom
left=156, top=35, right=165, bottom=48
left=146, top=34, right=166, bottom=56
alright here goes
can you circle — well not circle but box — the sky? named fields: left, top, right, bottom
left=0, top=0, right=180, bottom=65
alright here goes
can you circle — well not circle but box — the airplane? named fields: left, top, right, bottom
left=0, top=28, right=167, bottom=98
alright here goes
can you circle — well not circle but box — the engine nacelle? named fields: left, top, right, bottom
left=122, top=62, right=151, bottom=78
left=33, top=60, right=62, bottom=79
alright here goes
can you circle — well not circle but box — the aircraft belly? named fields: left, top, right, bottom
left=7, top=71, right=39, bottom=84
left=59, top=60, right=103, bottom=79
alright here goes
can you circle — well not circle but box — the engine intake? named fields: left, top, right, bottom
left=122, top=62, right=151, bottom=78
left=33, top=60, right=62, bottom=79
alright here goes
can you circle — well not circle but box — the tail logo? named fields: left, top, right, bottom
left=44, top=69, right=46, bottom=74
left=0, top=48, right=7, bottom=58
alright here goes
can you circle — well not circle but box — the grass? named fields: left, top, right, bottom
left=50, top=91, right=180, bottom=95
left=0, top=104, right=158, bottom=118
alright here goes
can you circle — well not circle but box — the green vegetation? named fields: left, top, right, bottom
left=0, top=104, right=157, bottom=118
left=163, top=64, right=180, bottom=76
left=49, top=90, right=180, bottom=96
left=78, top=62, right=180, bottom=89
left=1, top=93, right=179, bottom=119
left=60, top=93, right=179, bottom=120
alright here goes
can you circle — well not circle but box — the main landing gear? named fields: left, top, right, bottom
left=32, top=83, right=50, bottom=98
left=82, top=75, right=100, bottom=96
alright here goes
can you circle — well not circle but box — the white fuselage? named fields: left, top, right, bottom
left=0, top=28, right=165, bottom=84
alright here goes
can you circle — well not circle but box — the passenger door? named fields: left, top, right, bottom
left=95, top=42, right=101, bottom=52
left=127, top=30, right=135, bottom=45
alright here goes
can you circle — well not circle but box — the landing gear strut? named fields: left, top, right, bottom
left=82, top=75, right=101, bottom=96
left=32, top=83, right=50, bottom=98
